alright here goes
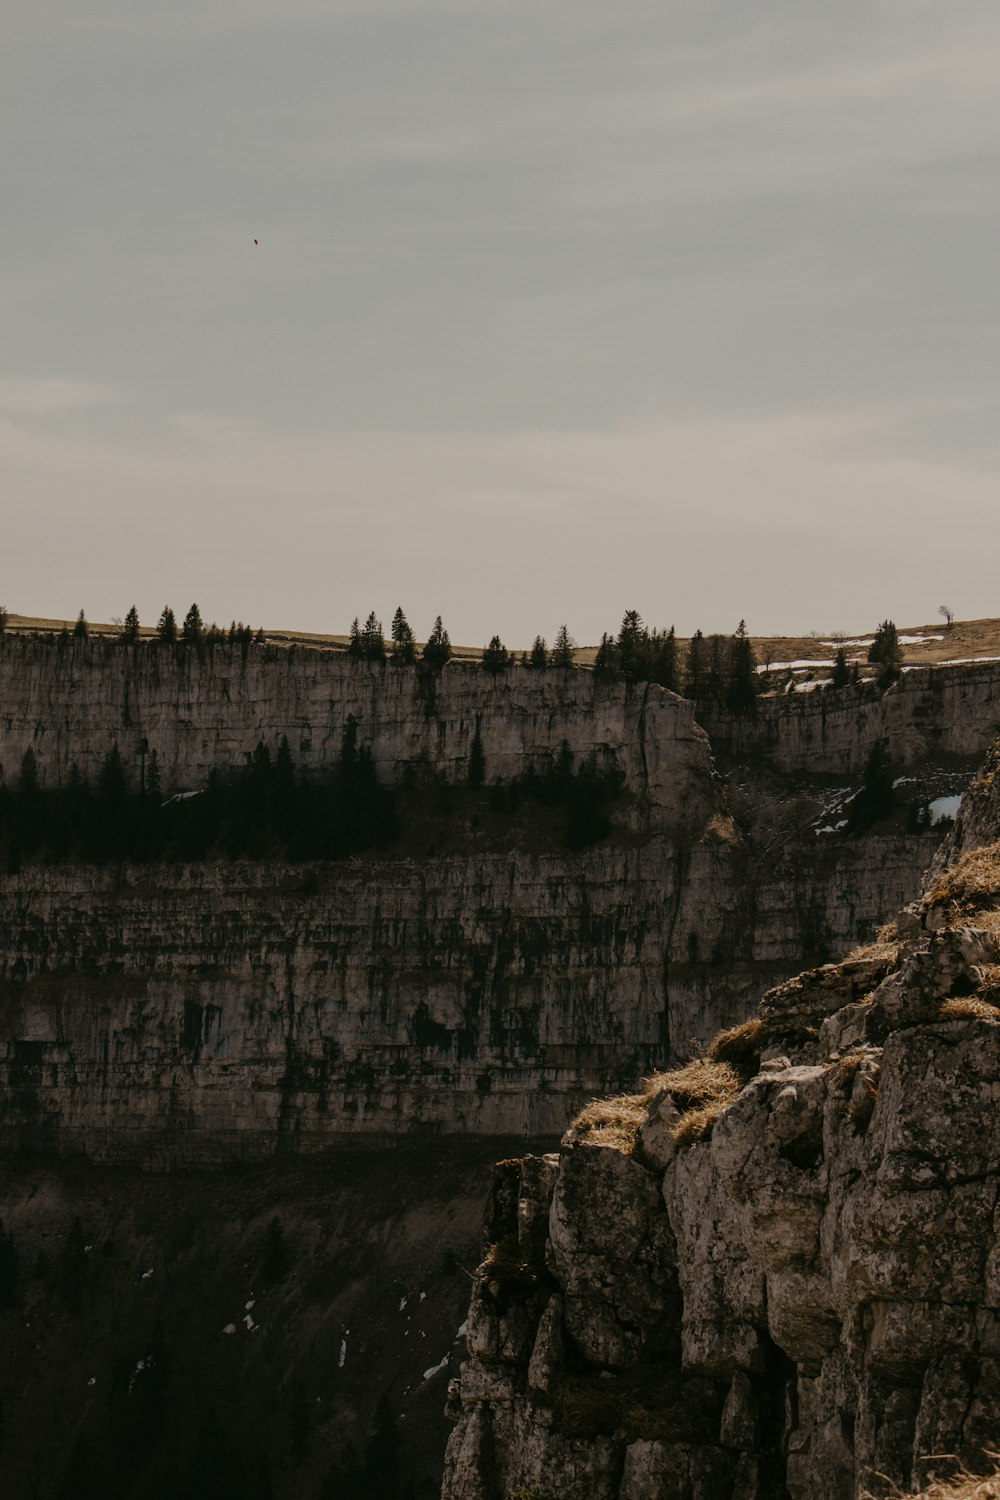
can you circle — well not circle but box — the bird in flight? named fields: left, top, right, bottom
left=253, top=238, right=258, bottom=246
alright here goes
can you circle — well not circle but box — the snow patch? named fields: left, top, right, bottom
left=455, top=1320, right=469, bottom=1342
left=929, top=795, right=962, bottom=825
left=758, top=659, right=836, bottom=672
left=339, top=1333, right=349, bottom=1369
left=898, top=633, right=944, bottom=644
left=222, top=1323, right=236, bottom=1335
left=815, top=820, right=849, bottom=836
left=141, top=1268, right=154, bottom=1280
left=938, top=656, right=1000, bottom=666
left=422, top=1354, right=450, bottom=1382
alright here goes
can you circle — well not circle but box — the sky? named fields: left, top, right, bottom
left=4, top=0, right=1000, bottom=646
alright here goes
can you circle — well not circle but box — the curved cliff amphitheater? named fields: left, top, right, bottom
left=0, top=614, right=999, bottom=1498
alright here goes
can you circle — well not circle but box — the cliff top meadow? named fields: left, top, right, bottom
left=6, top=611, right=1000, bottom=675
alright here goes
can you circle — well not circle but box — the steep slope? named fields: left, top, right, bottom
left=442, top=741, right=1000, bottom=1499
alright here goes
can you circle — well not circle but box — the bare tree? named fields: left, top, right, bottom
left=939, top=604, right=955, bottom=629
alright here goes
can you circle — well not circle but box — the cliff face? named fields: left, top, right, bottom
left=0, top=828, right=943, bottom=1158
left=0, top=636, right=709, bottom=832
left=442, top=746, right=1000, bottom=1499
left=700, top=663, right=1000, bottom=774
left=0, top=640, right=988, bottom=1159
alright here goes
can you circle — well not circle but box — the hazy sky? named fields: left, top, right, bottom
left=4, top=0, right=1000, bottom=645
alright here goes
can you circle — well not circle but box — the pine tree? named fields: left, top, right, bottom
left=422, top=616, right=452, bottom=670
left=157, top=606, right=177, bottom=643
left=529, top=636, right=547, bottom=669
left=482, top=635, right=509, bottom=675
left=122, top=605, right=140, bottom=643
left=727, top=620, right=757, bottom=712
left=98, top=745, right=127, bottom=806
left=594, top=632, right=619, bottom=681
left=685, top=630, right=706, bottom=698
left=550, top=624, right=575, bottom=669
left=347, top=617, right=363, bottom=658
left=617, top=610, right=646, bottom=680
left=182, top=603, right=204, bottom=644
left=73, top=610, right=88, bottom=639
left=868, top=620, right=902, bottom=686
left=830, top=648, right=850, bottom=689
left=850, top=740, right=896, bottom=829
left=390, top=607, right=416, bottom=665
left=360, top=611, right=386, bottom=662
left=653, top=626, right=679, bottom=692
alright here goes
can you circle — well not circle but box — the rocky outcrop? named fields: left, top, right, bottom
left=442, top=747, right=1000, bottom=1498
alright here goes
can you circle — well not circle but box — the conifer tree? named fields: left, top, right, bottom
left=529, top=636, right=547, bottom=669
left=727, top=620, right=757, bottom=712
left=868, top=620, right=902, bottom=686
left=123, top=605, right=140, bottom=643
left=617, top=609, right=645, bottom=680
left=157, top=606, right=177, bottom=644
left=830, top=648, right=850, bottom=689
left=685, top=630, right=706, bottom=698
left=347, top=617, right=363, bottom=658
left=653, top=626, right=679, bottom=692
left=482, top=635, right=509, bottom=674
left=73, top=610, right=88, bottom=639
left=422, top=616, right=452, bottom=670
left=182, top=603, right=204, bottom=644
left=594, top=632, right=619, bottom=681
left=550, top=624, right=575, bottom=669
left=360, top=611, right=386, bottom=661
left=390, top=607, right=416, bottom=665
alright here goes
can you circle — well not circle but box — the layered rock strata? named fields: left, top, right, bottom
left=442, top=755, right=1000, bottom=1498
left=0, top=641, right=986, bottom=1158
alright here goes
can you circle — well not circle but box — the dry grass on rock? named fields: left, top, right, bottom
left=868, top=1463, right=1000, bottom=1500
left=927, top=841, right=1000, bottom=916
left=571, top=1053, right=749, bottom=1155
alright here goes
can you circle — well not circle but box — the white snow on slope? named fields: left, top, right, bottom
left=929, top=795, right=962, bottom=825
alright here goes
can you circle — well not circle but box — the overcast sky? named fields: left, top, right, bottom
left=4, top=0, right=1000, bottom=645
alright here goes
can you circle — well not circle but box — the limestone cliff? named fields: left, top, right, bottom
left=442, top=743, right=1000, bottom=1499
left=0, top=640, right=990, bottom=1157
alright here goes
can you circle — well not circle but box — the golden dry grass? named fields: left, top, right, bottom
left=571, top=1056, right=746, bottom=1153
left=571, top=1093, right=650, bottom=1152
left=842, top=938, right=902, bottom=966
left=938, top=996, right=1000, bottom=1022
left=867, top=1462, right=1000, bottom=1499
left=926, top=841, right=1000, bottom=913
